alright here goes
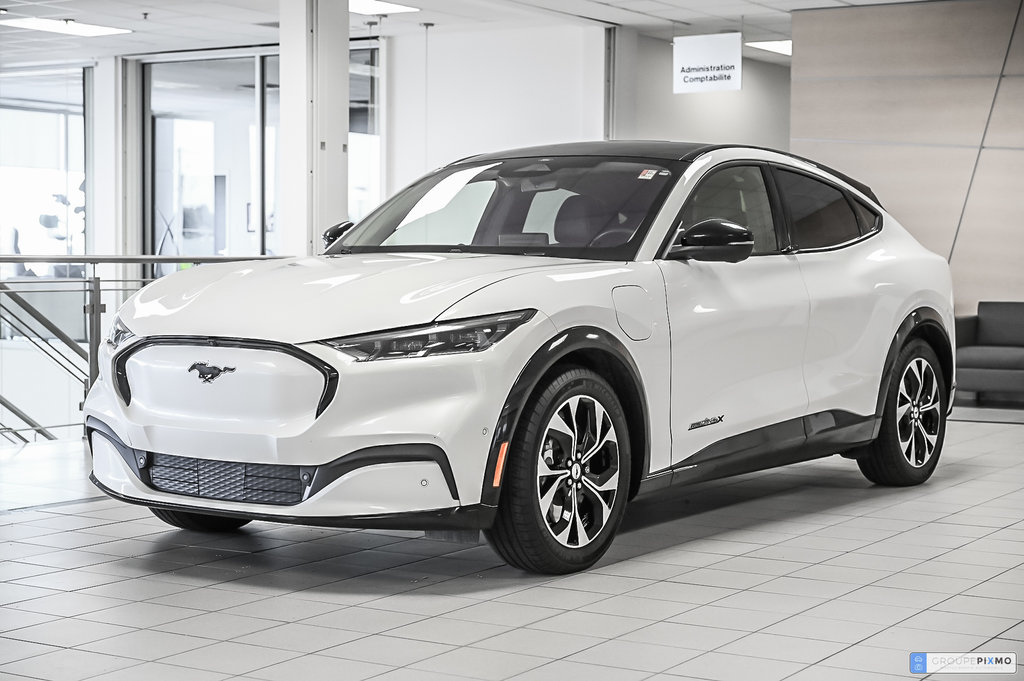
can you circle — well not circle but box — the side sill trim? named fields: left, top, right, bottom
left=636, top=409, right=878, bottom=496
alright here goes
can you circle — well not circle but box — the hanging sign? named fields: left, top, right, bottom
left=673, top=33, right=742, bottom=93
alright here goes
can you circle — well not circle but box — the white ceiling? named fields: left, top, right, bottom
left=0, top=0, right=940, bottom=69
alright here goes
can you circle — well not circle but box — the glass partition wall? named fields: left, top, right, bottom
left=0, top=68, right=85, bottom=278
left=145, top=57, right=261, bottom=278
left=349, top=45, right=382, bottom=222
left=145, top=44, right=380, bottom=274
left=0, top=68, right=88, bottom=443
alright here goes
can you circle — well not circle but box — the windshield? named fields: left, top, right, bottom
left=329, top=156, right=684, bottom=260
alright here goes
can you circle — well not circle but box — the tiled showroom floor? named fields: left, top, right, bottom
left=0, top=418, right=1022, bottom=681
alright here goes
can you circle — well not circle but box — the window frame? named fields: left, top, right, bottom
left=659, top=160, right=788, bottom=259
left=767, top=163, right=882, bottom=254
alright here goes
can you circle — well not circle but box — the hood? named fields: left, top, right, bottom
left=122, top=253, right=578, bottom=343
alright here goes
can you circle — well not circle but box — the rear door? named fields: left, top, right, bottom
left=771, top=165, right=887, bottom=419
left=658, top=163, right=810, bottom=465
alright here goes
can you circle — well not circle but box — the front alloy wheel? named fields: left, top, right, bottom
left=537, top=394, right=620, bottom=549
left=858, top=339, right=946, bottom=486
left=486, top=366, right=631, bottom=574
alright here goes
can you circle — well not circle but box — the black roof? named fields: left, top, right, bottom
left=456, top=140, right=881, bottom=206
left=461, top=140, right=711, bottom=163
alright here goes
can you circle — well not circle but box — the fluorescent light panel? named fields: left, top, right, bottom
left=349, top=0, right=419, bottom=15
left=0, top=16, right=131, bottom=37
left=744, top=40, right=792, bottom=56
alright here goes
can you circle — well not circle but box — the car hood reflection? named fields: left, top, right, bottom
left=123, top=252, right=574, bottom=343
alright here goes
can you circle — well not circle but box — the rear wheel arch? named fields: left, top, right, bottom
left=481, top=327, right=650, bottom=507
left=875, top=307, right=953, bottom=422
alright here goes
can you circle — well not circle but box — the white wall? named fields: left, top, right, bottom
left=385, top=24, right=607, bottom=195
left=616, top=34, right=791, bottom=151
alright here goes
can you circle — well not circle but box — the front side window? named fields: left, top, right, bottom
left=332, top=156, right=682, bottom=260
left=679, top=165, right=777, bottom=254
left=776, top=169, right=861, bottom=250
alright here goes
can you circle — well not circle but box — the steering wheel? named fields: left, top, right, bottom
left=587, top=228, right=635, bottom=248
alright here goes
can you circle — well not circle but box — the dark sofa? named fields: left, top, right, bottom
left=955, top=301, right=1024, bottom=396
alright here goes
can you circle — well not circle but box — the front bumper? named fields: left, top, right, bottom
left=84, top=313, right=557, bottom=525
left=88, top=415, right=477, bottom=525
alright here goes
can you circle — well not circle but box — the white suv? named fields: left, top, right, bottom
left=86, top=142, right=955, bottom=574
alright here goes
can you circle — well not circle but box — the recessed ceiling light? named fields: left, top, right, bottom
left=349, top=0, right=419, bottom=16
left=0, top=16, right=131, bottom=37
left=744, top=40, right=792, bottom=57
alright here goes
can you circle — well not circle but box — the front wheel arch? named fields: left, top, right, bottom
left=481, top=327, right=650, bottom=508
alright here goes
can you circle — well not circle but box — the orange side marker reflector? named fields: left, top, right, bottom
left=492, top=442, right=509, bottom=487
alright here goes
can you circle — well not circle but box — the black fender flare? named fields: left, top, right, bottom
left=874, top=307, right=954, bottom=433
left=479, top=326, right=650, bottom=507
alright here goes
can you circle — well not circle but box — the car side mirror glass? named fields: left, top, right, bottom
left=322, top=221, right=355, bottom=250
left=665, top=219, right=754, bottom=263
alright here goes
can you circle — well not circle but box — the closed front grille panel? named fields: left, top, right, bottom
left=148, top=452, right=305, bottom=505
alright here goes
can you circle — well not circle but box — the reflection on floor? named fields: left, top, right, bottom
left=951, top=406, right=1024, bottom=425
left=0, top=421, right=1022, bottom=681
left=0, top=439, right=96, bottom=512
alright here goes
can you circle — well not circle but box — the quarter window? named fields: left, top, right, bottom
left=852, top=199, right=880, bottom=235
left=679, top=165, right=777, bottom=254
left=776, top=169, right=861, bottom=250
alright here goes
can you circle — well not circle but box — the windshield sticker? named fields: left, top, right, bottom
left=638, top=169, right=658, bottom=180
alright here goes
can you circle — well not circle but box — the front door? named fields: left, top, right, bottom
left=658, top=164, right=810, bottom=465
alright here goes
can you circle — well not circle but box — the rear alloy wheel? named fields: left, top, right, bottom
left=150, top=508, right=251, bottom=532
left=858, top=339, right=946, bottom=486
left=486, top=367, right=631, bottom=574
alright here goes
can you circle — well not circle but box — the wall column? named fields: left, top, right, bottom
left=279, top=0, right=349, bottom=256
left=86, top=57, right=123, bottom=256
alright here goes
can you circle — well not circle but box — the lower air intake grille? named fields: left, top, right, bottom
left=148, top=453, right=304, bottom=505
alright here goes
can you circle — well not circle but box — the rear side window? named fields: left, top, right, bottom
left=776, top=169, right=861, bottom=250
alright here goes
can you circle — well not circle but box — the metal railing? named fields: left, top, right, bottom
left=0, top=254, right=284, bottom=443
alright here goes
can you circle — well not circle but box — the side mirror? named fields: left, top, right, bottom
left=665, top=219, right=754, bottom=263
left=322, top=221, right=354, bottom=250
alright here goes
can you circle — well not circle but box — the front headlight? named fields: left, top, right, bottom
left=321, top=309, right=536, bottom=361
left=106, top=316, right=134, bottom=351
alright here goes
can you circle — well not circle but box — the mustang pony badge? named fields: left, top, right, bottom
left=188, top=362, right=236, bottom=383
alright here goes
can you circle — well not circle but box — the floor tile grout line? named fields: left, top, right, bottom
left=766, top=478, right=1024, bottom=679
left=3, top=421, right=1023, bottom=681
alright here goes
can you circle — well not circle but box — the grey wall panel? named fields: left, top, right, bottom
left=790, top=140, right=975, bottom=258
left=792, top=0, right=1024, bottom=314
left=792, top=0, right=1017, bottom=80
left=625, top=37, right=791, bottom=150
left=948, top=149, right=1024, bottom=313
left=1006, top=6, right=1024, bottom=75
left=986, top=76, right=1024, bottom=148
left=791, top=76, right=997, bottom=147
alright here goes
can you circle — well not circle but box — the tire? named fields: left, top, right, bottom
left=858, top=339, right=947, bottom=486
left=150, top=508, right=252, bottom=532
left=485, top=366, right=631, bottom=574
